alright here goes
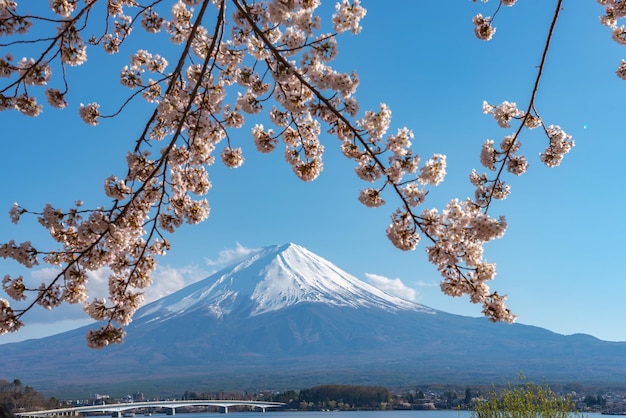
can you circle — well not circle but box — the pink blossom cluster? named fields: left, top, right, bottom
left=451, top=89, right=575, bottom=318
left=470, top=0, right=516, bottom=42
left=476, top=100, right=574, bottom=210
left=421, top=198, right=511, bottom=321
left=597, top=0, right=626, bottom=79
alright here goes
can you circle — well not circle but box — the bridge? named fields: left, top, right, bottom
left=18, top=400, right=286, bottom=418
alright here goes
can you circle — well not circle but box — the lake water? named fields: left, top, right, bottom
left=167, top=411, right=604, bottom=418
left=163, top=413, right=467, bottom=418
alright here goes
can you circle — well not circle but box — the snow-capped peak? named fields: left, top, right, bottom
left=137, top=243, right=433, bottom=321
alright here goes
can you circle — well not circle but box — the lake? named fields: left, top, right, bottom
left=164, top=411, right=603, bottom=418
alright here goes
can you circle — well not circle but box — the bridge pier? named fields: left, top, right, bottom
left=222, top=406, right=228, bottom=414
left=166, top=408, right=175, bottom=416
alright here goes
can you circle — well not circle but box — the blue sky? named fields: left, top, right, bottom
left=1, top=0, right=626, bottom=344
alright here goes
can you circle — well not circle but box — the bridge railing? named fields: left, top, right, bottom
left=18, top=400, right=285, bottom=418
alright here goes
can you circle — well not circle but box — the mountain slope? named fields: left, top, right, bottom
left=1, top=243, right=626, bottom=396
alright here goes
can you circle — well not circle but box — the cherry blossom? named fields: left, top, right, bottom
left=473, top=14, right=496, bottom=41
left=598, top=0, right=626, bottom=78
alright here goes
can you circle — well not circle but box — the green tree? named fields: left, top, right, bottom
left=465, top=387, right=473, bottom=406
left=12, top=380, right=21, bottom=396
left=298, top=384, right=390, bottom=410
left=271, top=389, right=298, bottom=406
left=472, top=375, right=583, bottom=418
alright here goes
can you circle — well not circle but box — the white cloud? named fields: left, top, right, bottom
left=143, top=264, right=208, bottom=303
left=364, top=272, right=418, bottom=302
left=10, top=243, right=258, bottom=331
left=8, top=263, right=209, bottom=328
left=10, top=243, right=259, bottom=330
left=415, top=279, right=439, bottom=288
left=14, top=267, right=88, bottom=324
left=30, top=266, right=61, bottom=282
left=80, top=264, right=209, bottom=306
left=4, top=245, right=261, bottom=343
left=204, top=242, right=261, bottom=267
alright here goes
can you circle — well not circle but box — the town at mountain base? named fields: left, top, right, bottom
left=1, top=243, right=626, bottom=396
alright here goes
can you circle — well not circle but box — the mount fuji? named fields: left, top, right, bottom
left=2, top=243, right=626, bottom=395
left=137, top=242, right=431, bottom=322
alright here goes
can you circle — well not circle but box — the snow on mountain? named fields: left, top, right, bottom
left=137, top=242, right=433, bottom=322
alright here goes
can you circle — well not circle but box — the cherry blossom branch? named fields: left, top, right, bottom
left=232, top=0, right=417, bottom=208
left=479, top=0, right=564, bottom=214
